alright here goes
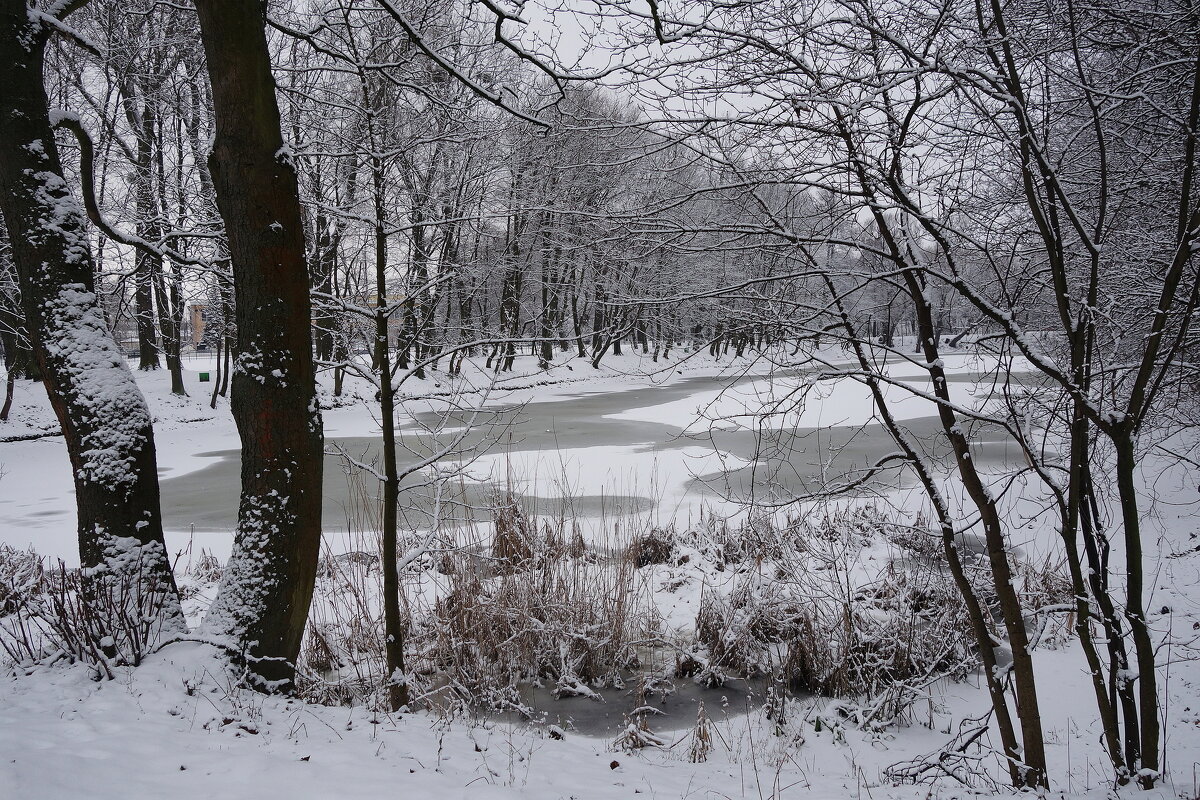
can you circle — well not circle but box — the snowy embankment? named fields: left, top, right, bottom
left=3, top=348, right=1200, bottom=799
left=2, top=587, right=1196, bottom=800
left=0, top=640, right=984, bottom=800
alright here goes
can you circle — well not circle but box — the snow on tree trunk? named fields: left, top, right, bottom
left=0, top=2, right=182, bottom=627
left=193, top=0, right=324, bottom=691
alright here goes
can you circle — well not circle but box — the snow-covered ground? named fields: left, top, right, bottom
left=2, top=601, right=1197, bottom=800
left=2, top=347, right=1199, bottom=799
left=0, top=640, right=1009, bottom=800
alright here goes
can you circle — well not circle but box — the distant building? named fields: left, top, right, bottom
left=187, top=303, right=208, bottom=347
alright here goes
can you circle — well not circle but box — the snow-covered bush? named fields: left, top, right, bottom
left=625, top=527, right=675, bottom=568
left=0, top=544, right=44, bottom=615
left=296, top=549, right=394, bottom=707
left=0, top=550, right=178, bottom=680
left=686, top=509, right=1064, bottom=729
left=292, top=501, right=658, bottom=712
left=412, top=516, right=659, bottom=709
left=285, top=499, right=1069, bottom=731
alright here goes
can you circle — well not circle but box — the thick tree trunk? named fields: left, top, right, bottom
left=153, top=115, right=187, bottom=397
left=591, top=277, right=606, bottom=362
left=151, top=262, right=186, bottom=396
left=195, top=0, right=324, bottom=690
left=209, top=335, right=222, bottom=410
left=499, top=259, right=522, bottom=372
left=0, top=363, right=13, bottom=421
left=567, top=267, right=587, bottom=358
left=0, top=4, right=181, bottom=622
left=496, top=199, right=528, bottom=373
left=134, top=258, right=160, bottom=369
left=408, top=211, right=432, bottom=380
left=538, top=214, right=557, bottom=369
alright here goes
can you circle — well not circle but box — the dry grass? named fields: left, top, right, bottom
left=412, top=505, right=661, bottom=710
left=285, top=496, right=1071, bottom=733
left=294, top=481, right=662, bottom=713
left=680, top=508, right=1069, bottom=729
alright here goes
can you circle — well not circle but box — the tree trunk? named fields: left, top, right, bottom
left=209, top=334, right=222, bottom=410
left=401, top=206, right=430, bottom=380
left=0, top=305, right=18, bottom=420
left=194, top=0, right=324, bottom=691
left=374, top=187, right=408, bottom=712
left=150, top=99, right=187, bottom=396
left=499, top=256, right=522, bottom=372
left=905, top=271, right=1047, bottom=788
left=538, top=213, right=557, bottom=369
left=0, top=292, right=28, bottom=420
left=0, top=3, right=181, bottom=623
left=568, top=267, right=587, bottom=358
left=1062, top=406, right=1127, bottom=778
left=309, top=199, right=339, bottom=365
left=151, top=261, right=186, bottom=396
left=0, top=362, right=13, bottom=421
left=822, top=273, right=1025, bottom=785
left=1113, top=425, right=1160, bottom=785
left=127, top=83, right=161, bottom=373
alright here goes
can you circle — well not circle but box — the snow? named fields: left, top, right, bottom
left=607, top=353, right=1024, bottom=433
left=0, top=347, right=1086, bottom=567
left=0, top=643, right=941, bottom=800
left=0, top=348, right=778, bottom=563
left=0, top=358, right=228, bottom=563
left=3, top=347, right=1200, bottom=798
left=1, top=605, right=1196, bottom=800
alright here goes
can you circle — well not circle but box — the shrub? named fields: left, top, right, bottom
left=0, top=552, right=178, bottom=680
left=626, top=528, right=674, bottom=568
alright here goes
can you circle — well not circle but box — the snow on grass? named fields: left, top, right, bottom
left=2, top=590, right=1196, bottom=798
left=0, top=640, right=972, bottom=800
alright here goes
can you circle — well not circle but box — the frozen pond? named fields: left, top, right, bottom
left=483, top=677, right=780, bottom=738
left=159, top=365, right=1027, bottom=535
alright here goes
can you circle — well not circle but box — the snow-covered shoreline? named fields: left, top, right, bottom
left=4, top=349, right=1200, bottom=799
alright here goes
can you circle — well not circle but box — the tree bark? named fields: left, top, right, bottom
left=194, top=0, right=324, bottom=690
left=904, top=271, right=1048, bottom=788
left=1112, top=425, right=1160, bottom=784
left=374, top=182, right=408, bottom=712
left=0, top=2, right=181, bottom=622
left=125, top=80, right=161, bottom=372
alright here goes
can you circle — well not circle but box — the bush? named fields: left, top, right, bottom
left=0, top=549, right=178, bottom=680
left=414, top=530, right=658, bottom=706
left=689, top=509, right=1027, bottom=729
left=626, top=528, right=674, bottom=568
